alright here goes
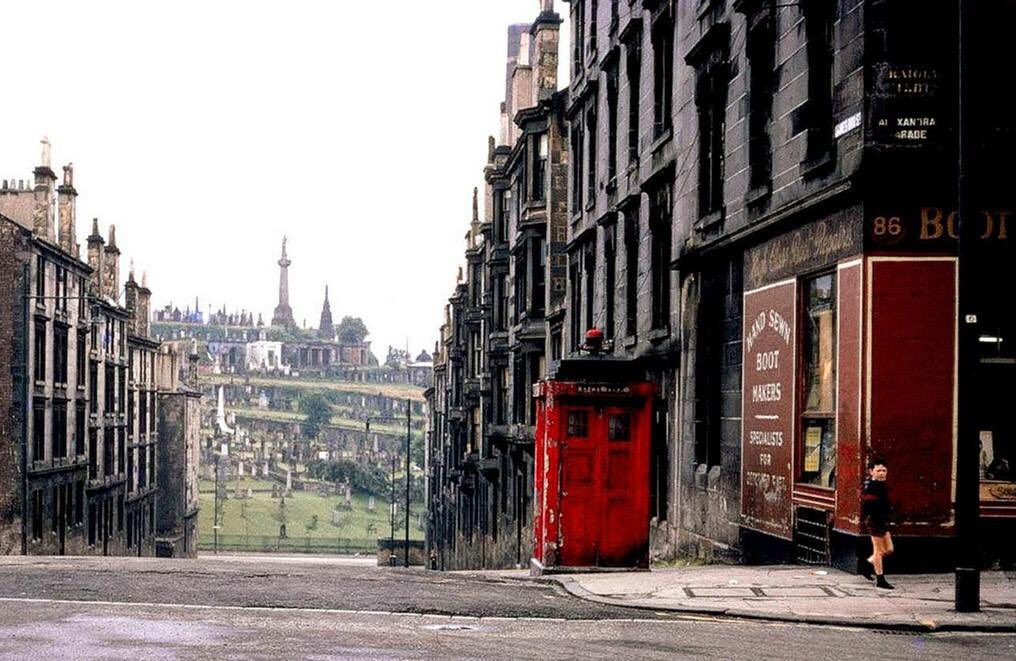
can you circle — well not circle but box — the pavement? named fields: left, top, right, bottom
left=495, top=565, right=1016, bottom=632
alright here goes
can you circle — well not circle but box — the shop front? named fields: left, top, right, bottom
left=738, top=197, right=1015, bottom=571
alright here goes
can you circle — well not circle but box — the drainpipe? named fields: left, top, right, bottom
left=19, top=261, right=30, bottom=555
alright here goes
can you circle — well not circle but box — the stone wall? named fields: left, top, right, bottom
left=0, top=218, right=28, bottom=554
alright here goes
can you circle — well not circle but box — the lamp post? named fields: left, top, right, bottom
left=405, top=399, right=411, bottom=568
left=955, top=0, right=981, bottom=612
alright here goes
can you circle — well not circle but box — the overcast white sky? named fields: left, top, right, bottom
left=0, top=0, right=569, bottom=359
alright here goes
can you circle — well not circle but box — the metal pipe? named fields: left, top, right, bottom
left=955, top=0, right=981, bottom=612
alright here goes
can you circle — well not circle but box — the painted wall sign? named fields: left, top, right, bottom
left=865, top=206, right=1012, bottom=250
left=741, top=281, right=796, bottom=541
left=869, top=63, right=947, bottom=148
left=744, top=212, right=862, bottom=290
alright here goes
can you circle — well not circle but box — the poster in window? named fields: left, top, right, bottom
left=804, top=426, right=822, bottom=473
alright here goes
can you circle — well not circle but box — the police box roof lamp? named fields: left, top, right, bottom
left=581, top=327, right=607, bottom=355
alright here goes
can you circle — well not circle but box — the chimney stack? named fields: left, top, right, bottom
left=32, top=137, right=56, bottom=240
left=57, top=163, right=78, bottom=256
left=103, top=225, right=120, bottom=301
left=125, top=263, right=139, bottom=334
left=531, top=3, right=562, bottom=101
left=138, top=271, right=152, bottom=338
left=86, top=218, right=105, bottom=296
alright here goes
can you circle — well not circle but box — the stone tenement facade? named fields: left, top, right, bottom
left=429, top=1, right=1016, bottom=572
left=0, top=139, right=201, bottom=557
left=427, top=4, right=566, bottom=570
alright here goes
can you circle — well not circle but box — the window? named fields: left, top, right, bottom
left=56, top=266, right=67, bottom=313
left=78, top=276, right=86, bottom=318
left=515, top=247, right=528, bottom=323
left=75, top=481, right=84, bottom=526
left=627, top=39, right=642, bottom=163
left=512, top=355, right=527, bottom=424
left=35, top=256, right=45, bottom=308
left=804, top=0, right=835, bottom=160
left=495, top=273, right=508, bottom=331
left=610, top=0, right=619, bottom=32
left=571, top=123, right=584, bottom=213
left=697, top=63, right=728, bottom=217
left=625, top=207, right=640, bottom=337
left=128, top=446, right=135, bottom=493
left=117, top=428, right=125, bottom=475
left=52, top=399, right=67, bottom=459
left=606, top=64, right=619, bottom=182
left=569, top=255, right=582, bottom=350
left=105, top=364, right=115, bottom=413
left=495, top=367, right=508, bottom=426
left=495, top=191, right=507, bottom=243
left=584, top=241, right=596, bottom=335
left=53, top=325, right=68, bottom=385
left=746, top=11, right=776, bottom=189
left=586, top=105, right=597, bottom=204
left=567, top=410, right=589, bottom=438
left=532, top=237, right=546, bottom=317
left=650, top=186, right=672, bottom=330
left=572, top=0, right=585, bottom=77
left=652, top=16, right=674, bottom=139
left=532, top=134, right=548, bottom=201
left=77, top=332, right=86, bottom=387
left=75, top=402, right=85, bottom=456
left=588, top=0, right=598, bottom=54
left=800, top=273, right=837, bottom=488
left=88, top=427, right=97, bottom=479
left=604, top=223, right=617, bottom=340
left=34, top=319, right=46, bottom=382
left=31, top=491, right=42, bottom=542
left=609, top=413, right=630, bottom=441
left=88, top=502, right=96, bottom=546
left=471, top=331, right=482, bottom=378
left=88, top=361, right=98, bottom=414
left=104, top=427, right=114, bottom=477
left=32, top=402, right=45, bottom=462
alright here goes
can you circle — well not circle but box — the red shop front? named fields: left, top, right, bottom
left=741, top=238, right=1015, bottom=570
left=531, top=363, right=654, bottom=574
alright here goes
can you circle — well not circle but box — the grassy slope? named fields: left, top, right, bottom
left=198, top=478, right=423, bottom=545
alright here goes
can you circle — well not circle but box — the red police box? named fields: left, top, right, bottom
left=532, top=366, right=654, bottom=574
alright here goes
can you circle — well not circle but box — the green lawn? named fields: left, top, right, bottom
left=198, top=479, right=423, bottom=553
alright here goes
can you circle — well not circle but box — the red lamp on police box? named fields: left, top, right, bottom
left=580, top=327, right=611, bottom=355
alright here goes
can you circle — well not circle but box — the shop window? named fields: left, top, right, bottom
left=799, top=272, right=837, bottom=488
left=567, top=410, right=589, bottom=438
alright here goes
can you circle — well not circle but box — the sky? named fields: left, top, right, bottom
left=0, top=0, right=569, bottom=360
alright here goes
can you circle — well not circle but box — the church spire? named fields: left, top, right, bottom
left=317, top=284, right=334, bottom=340
left=271, top=235, right=295, bottom=328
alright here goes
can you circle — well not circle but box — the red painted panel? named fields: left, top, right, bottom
left=835, top=262, right=864, bottom=532
left=868, top=259, right=956, bottom=536
left=533, top=381, right=653, bottom=570
left=742, top=281, right=797, bottom=541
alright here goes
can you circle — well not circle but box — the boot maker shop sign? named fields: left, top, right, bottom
left=741, top=281, right=796, bottom=540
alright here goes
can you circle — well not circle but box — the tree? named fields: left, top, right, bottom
left=337, top=316, right=369, bottom=345
left=299, top=393, right=332, bottom=439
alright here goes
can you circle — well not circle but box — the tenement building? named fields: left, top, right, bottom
left=429, top=0, right=1015, bottom=572
left=0, top=139, right=200, bottom=557
left=427, top=2, right=567, bottom=570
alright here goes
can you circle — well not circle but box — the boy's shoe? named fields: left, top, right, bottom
left=861, top=567, right=873, bottom=581
left=875, top=575, right=895, bottom=590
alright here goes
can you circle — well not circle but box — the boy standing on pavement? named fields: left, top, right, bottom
left=862, top=456, right=895, bottom=589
